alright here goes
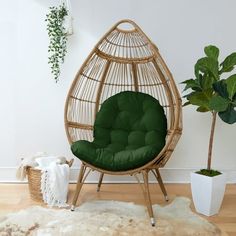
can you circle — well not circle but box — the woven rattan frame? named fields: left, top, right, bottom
left=64, top=19, right=182, bottom=226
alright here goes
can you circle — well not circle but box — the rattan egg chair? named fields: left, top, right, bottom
left=64, top=19, right=182, bottom=226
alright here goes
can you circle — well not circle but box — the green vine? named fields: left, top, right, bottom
left=45, top=4, right=68, bottom=82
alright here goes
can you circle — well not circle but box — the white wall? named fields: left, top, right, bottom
left=0, top=0, right=236, bottom=182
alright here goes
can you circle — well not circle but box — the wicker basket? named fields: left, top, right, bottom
left=26, top=159, right=74, bottom=202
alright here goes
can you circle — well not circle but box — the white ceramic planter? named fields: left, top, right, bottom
left=63, top=15, right=73, bottom=36
left=191, top=172, right=226, bottom=216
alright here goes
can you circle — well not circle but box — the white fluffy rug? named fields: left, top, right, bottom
left=0, top=197, right=221, bottom=236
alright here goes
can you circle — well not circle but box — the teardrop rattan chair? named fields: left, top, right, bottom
left=64, top=19, right=182, bottom=226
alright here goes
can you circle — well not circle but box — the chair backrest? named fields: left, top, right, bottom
left=65, top=19, right=182, bottom=166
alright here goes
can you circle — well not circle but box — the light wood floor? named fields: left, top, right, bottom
left=0, top=183, right=235, bottom=235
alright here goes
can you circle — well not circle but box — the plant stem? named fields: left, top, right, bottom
left=207, top=112, right=217, bottom=170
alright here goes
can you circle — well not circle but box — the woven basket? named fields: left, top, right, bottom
left=26, top=159, right=74, bottom=202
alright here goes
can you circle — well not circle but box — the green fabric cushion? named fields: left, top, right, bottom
left=71, top=91, right=167, bottom=171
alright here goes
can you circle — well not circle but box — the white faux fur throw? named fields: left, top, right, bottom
left=0, top=197, right=221, bottom=235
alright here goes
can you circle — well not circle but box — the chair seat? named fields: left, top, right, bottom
left=71, top=91, right=167, bottom=171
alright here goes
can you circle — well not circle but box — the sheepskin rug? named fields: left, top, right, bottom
left=0, top=197, right=221, bottom=236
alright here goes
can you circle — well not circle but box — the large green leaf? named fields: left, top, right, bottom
left=195, top=57, right=219, bottom=80
left=183, top=101, right=190, bottom=106
left=181, top=78, right=201, bottom=91
left=196, top=106, right=210, bottom=112
left=204, top=45, right=219, bottom=60
left=183, top=91, right=195, bottom=99
left=188, top=90, right=213, bottom=108
left=225, top=74, right=236, bottom=99
left=220, top=52, right=236, bottom=74
left=219, top=104, right=236, bottom=124
left=233, top=94, right=236, bottom=103
left=213, top=80, right=229, bottom=98
left=200, top=73, right=215, bottom=90
left=209, top=96, right=230, bottom=112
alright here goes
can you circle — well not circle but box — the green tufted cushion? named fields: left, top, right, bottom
left=71, top=91, right=167, bottom=171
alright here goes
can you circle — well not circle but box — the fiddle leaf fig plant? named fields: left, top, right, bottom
left=182, top=45, right=236, bottom=176
left=45, top=4, right=68, bottom=82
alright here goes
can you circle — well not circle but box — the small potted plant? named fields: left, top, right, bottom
left=45, top=3, right=73, bottom=82
left=182, top=45, right=236, bottom=216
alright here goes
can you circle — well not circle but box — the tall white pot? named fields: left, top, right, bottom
left=190, top=172, right=226, bottom=216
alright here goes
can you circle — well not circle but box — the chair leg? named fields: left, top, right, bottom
left=97, top=173, right=104, bottom=192
left=71, top=164, right=86, bottom=211
left=142, top=170, right=155, bottom=227
left=155, top=168, right=169, bottom=201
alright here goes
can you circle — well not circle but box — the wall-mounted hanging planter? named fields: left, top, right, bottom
left=46, top=0, right=73, bottom=82
left=61, top=0, right=73, bottom=36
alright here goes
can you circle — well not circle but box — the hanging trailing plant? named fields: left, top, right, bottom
left=46, top=4, right=68, bottom=82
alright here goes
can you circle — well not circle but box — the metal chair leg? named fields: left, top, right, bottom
left=71, top=164, right=86, bottom=211
left=155, top=169, right=169, bottom=201
left=97, top=173, right=104, bottom=192
left=142, top=170, right=155, bottom=227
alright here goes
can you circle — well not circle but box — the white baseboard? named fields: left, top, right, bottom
left=0, top=167, right=236, bottom=183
